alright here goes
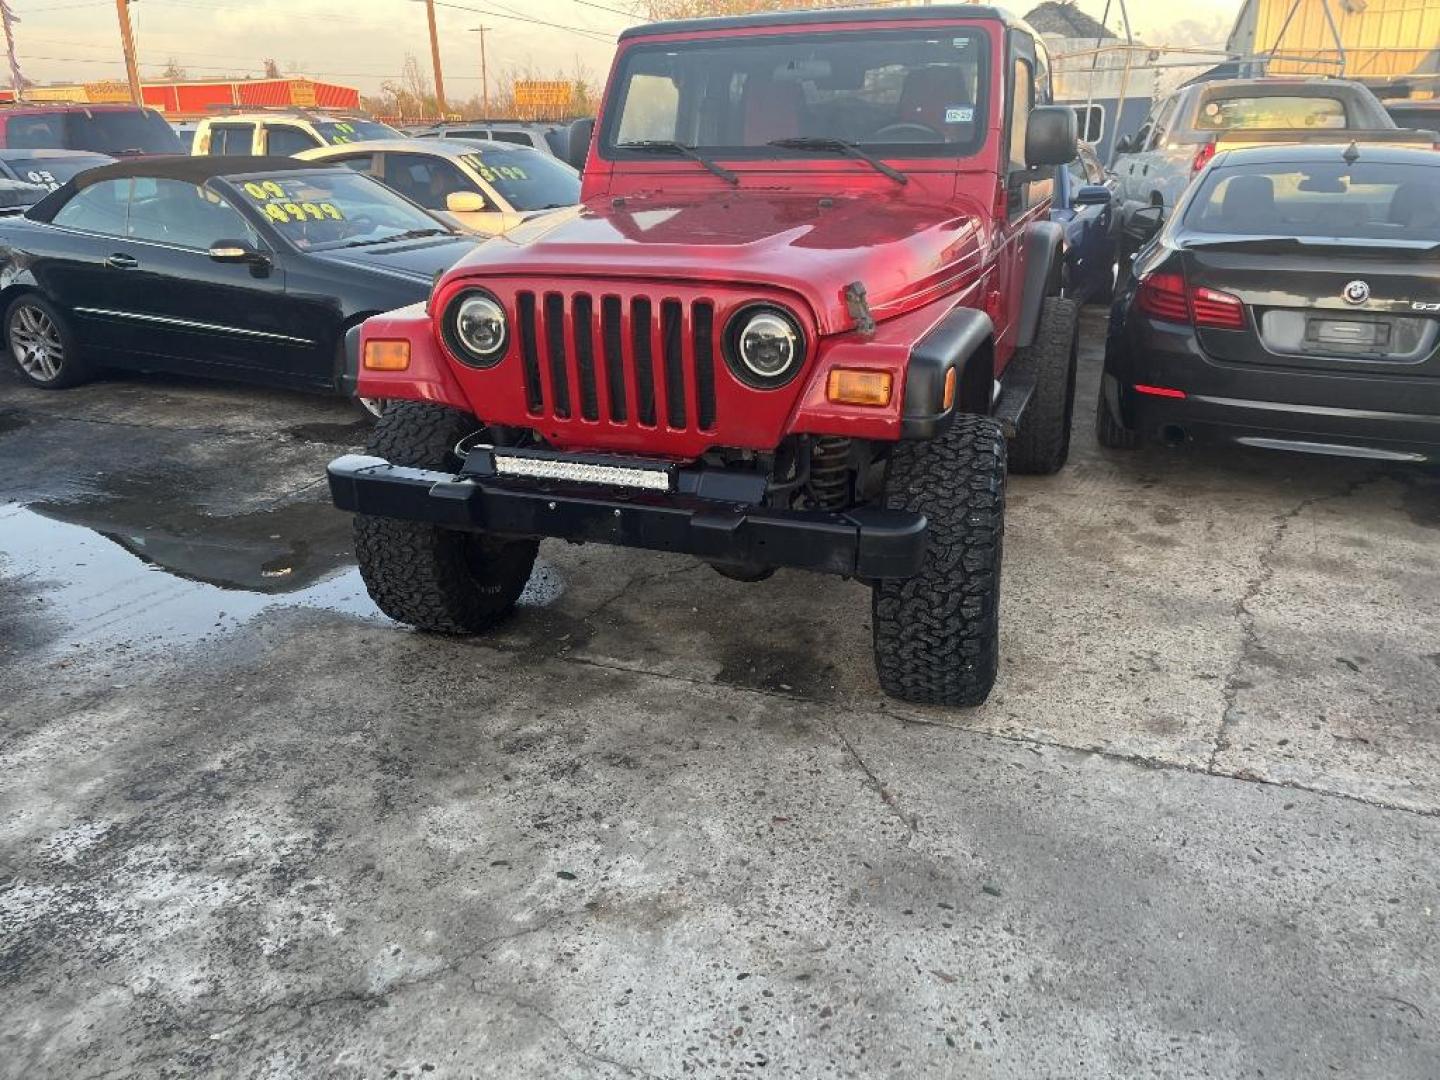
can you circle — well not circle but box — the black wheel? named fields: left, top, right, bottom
left=872, top=415, right=1006, bottom=707
left=1095, top=379, right=1139, bottom=450
left=5, top=294, right=89, bottom=389
left=1008, top=295, right=1080, bottom=475
left=353, top=401, right=538, bottom=633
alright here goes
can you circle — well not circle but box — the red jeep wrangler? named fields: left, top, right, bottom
left=328, top=5, right=1080, bottom=706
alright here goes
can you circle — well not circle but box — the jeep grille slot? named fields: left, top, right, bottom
left=573, top=293, right=599, bottom=422
left=693, top=301, right=716, bottom=431
left=661, top=299, right=686, bottom=429
left=517, top=291, right=543, bottom=413
left=509, top=289, right=718, bottom=434
left=631, top=297, right=657, bottom=427
left=600, top=296, right=627, bottom=423
left=543, top=292, right=571, bottom=419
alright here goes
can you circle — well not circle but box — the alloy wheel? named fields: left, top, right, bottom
left=10, top=304, right=64, bottom=383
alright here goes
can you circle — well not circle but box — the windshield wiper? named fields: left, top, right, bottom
left=767, top=137, right=907, bottom=186
left=618, top=140, right=739, bottom=187
left=341, top=227, right=452, bottom=249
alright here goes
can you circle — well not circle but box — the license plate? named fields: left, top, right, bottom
left=488, top=449, right=674, bottom=492
left=1307, top=318, right=1389, bottom=348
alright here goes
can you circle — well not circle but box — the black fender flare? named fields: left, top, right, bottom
left=1015, top=220, right=1065, bottom=350
left=336, top=315, right=376, bottom=396
left=901, top=305, right=995, bottom=440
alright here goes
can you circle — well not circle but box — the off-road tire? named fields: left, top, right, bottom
left=872, top=415, right=1006, bottom=707
left=5, top=294, right=91, bottom=389
left=1095, top=380, right=1139, bottom=450
left=1008, top=295, right=1080, bottom=475
left=353, top=401, right=538, bottom=633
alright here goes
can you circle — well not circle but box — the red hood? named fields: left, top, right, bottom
left=444, top=189, right=988, bottom=335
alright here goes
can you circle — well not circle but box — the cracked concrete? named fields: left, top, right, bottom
left=3, top=313, right=1439, bottom=1078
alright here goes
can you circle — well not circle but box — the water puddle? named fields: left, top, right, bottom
left=0, top=495, right=567, bottom=659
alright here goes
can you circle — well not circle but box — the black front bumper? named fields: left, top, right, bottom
left=327, top=454, right=928, bottom=579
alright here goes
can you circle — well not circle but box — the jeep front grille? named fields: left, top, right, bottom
left=514, top=290, right=717, bottom=432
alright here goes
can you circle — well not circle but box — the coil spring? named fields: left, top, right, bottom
left=806, top=436, right=852, bottom=510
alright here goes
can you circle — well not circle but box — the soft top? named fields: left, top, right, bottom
left=69, top=154, right=333, bottom=191
left=619, top=3, right=1015, bottom=40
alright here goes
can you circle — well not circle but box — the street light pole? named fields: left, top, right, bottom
left=469, top=25, right=492, bottom=119
left=424, top=0, right=448, bottom=120
left=114, top=0, right=142, bottom=105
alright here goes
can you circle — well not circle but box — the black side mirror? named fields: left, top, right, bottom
left=565, top=117, right=595, bottom=173
left=1025, top=105, right=1078, bottom=168
left=1073, top=184, right=1112, bottom=207
left=1126, top=205, right=1165, bottom=243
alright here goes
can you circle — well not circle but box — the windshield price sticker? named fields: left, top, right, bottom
left=242, top=180, right=344, bottom=224
left=329, top=122, right=357, bottom=145
left=469, top=160, right=529, bottom=184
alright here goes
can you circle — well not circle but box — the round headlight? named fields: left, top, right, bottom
left=724, top=305, right=806, bottom=388
left=446, top=290, right=508, bottom=367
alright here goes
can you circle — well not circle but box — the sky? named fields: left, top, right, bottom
left=3, top=0, right=1247, bottom=99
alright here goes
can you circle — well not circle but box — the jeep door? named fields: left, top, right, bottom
left=997, top=30, right=1054, bottom=356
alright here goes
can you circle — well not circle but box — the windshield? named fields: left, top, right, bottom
left=6, top=109, right=181, bottom=155
left=461, top=148, right=579, bottom=211
left=4, top=154, right=111, bottom=190
left=1184, top=161, right=1440, bottom=242
left=314, top=119, right=401, bottom=145
left=1195, top=95, right=1349, bottom=131
left=229, top=170, right=451, bottom=251
left=602, top=28, right=989, bottom=159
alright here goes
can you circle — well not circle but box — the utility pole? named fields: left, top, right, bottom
left=114, top=0, right=142, bottom=105
left=469, top=25, right=491, bottom=119
left=424, top=0, right=447, bottom=120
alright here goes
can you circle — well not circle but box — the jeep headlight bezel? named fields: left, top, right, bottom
left=723, top=304, right=806, bottom=389
left=443, top=288, right=508, bottom=368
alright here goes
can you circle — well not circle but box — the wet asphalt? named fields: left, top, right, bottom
left=1, top=311, right=1438, bottom=1079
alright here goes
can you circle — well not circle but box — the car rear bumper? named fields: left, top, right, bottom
left=327, top=453, right=929, bottom=579
left=1109, top=323, right=1440, bottom=462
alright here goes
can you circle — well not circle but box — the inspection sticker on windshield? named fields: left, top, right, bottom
left=952, top=37, right=970, bottom=48
left=945, top=107, right=974, bottom=123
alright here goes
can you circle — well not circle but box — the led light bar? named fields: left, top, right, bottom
left=491, top=453, right=672, bottom=491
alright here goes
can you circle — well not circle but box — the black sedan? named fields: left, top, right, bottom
left=0, top=149, right=113, bottom=191
left=0, top=155, right=482, bottom=412
left=1097, top=143, right=1440, bottom=463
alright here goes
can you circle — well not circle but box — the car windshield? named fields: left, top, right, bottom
left=4, top=154, right=111, bottom=190
left=1195, top=94, right=1349, bottom=131
left=602, top=27, right=989, bottom=159
left=314, top=119, right=402, bottom=145
left=6, top=109, right=181, bottom=155
left=229, top=170, right=451, bottom=251
left=460, top=148, right=579, bottom=211
left=1184, top=160, right=1440, bottom=242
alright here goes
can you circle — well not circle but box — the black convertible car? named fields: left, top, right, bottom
left=0, top=156, right=481, bottom=412
left=1098, top=144, right=1440, bottom=463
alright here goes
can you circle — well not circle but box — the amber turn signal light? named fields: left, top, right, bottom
left=942, top=367, right=957, bottom=411
left=826, top=368, right=893, bottom=407
left=363, top=340, right=411, bottom=371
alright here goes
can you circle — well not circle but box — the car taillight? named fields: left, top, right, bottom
left=1136, top=272, right=1190, bottom=323
left=1137, top=272, right=1247, bottom=329
left=1191, top=140, right=1217, bottom=174
left=1191, top=286, right=1246, bottom=329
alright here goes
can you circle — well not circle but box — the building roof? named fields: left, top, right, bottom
left=619, top=5, right=1017, bottom=41
left=1024, top=1, right=1115, bottom=39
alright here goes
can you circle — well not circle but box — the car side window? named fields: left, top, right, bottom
left=208, top=124, right=255, bottom=155
left=126, top=179, right=257, bottom=250
left=6, top=115, right=64, bottom=149
left=382, top=154, right=477, bottom=211
left=51, top=179, right=131, bottom=236
left=332, top=153, right=378, bottom=176
left=1146, top=96, right=1178, bottom=151
left=1008, top=58, right=1034, bottom=173
left=266, top=126, right=321, bottom=156
left=489, top=131, right=532, bottom=146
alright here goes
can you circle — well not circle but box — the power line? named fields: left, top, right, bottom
left=567, top=0, right=638, bottom=20
left=428, top=0, right=615, bottom=43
